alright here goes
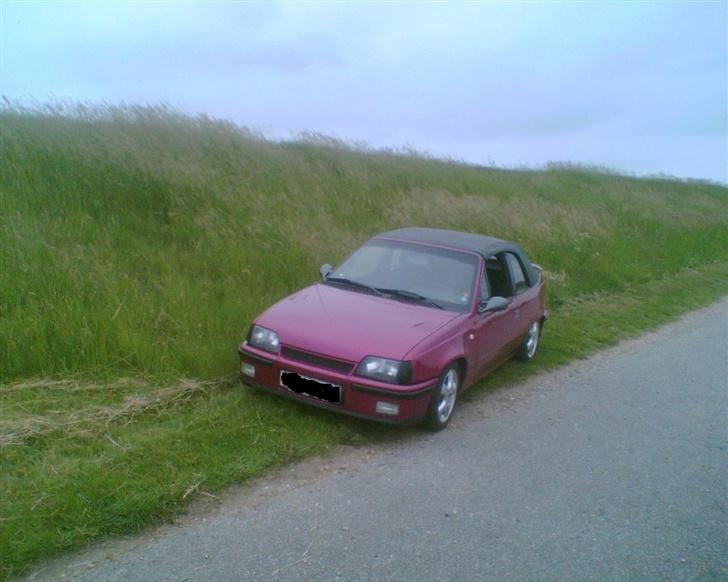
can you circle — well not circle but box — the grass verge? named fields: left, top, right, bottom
left=3, top=261, right=727, bottom=579
left=2, top=104, right=727, bottom=578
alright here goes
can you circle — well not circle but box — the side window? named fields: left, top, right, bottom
left=504, top=253, right=528, bottom=295
left=479, top=269, right=491, bottom=302
left=485, top=256, right=509, bottom=297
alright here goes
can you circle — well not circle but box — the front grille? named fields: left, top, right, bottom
left=281, top=346, right=354, bottom=374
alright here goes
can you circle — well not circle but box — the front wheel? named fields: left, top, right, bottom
left=517, top=321, right=541, bottom=362
left=424, top=364, right=459, bottom=431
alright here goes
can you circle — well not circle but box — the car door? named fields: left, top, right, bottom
left=502, top=251, right=535, bottom=342
left=465, top=261, right=521, bottom=378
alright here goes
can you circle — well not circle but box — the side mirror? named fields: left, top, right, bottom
left=478, top=296, right=510, bottom=314
left=319, top=263, right=333, bottom=280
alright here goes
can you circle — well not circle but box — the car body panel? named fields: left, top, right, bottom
left=465, top=307, right=515, bottom=380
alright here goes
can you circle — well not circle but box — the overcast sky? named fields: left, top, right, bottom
left=2, top=1, right=726, bottom=182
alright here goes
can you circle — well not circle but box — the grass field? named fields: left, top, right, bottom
left=1, top=104, right=727, bottom=578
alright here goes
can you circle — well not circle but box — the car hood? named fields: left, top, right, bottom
left=256, top=283, right=460, bottom=362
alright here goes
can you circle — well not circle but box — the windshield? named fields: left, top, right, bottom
left=326, top=239, right=479, bottom=313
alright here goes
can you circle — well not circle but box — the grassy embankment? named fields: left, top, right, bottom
left=1, top=104, right=727, bottom=578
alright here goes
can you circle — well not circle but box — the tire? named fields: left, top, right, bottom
left=517, top=321, right=540, bottom=362
left=424, top=364, right=459, bottom=431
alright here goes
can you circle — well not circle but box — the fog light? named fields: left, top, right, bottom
left=241, top=363, right=255, bottom=378
left=376, top=401, right=399, bottom=416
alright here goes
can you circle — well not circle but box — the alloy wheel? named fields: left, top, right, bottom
left=525, top=321, right=539, bottom=358
left=437, top=368, right=458, bottom=423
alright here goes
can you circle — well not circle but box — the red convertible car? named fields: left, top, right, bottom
left=239, top=228, right=547, bottom=430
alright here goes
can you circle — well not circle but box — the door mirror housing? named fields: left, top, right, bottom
left=319, top=263, right=334, bottom=280
left=478, top=296, right=510, bottom=314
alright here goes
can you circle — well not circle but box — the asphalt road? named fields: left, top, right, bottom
left=29, top=299, right=727, bottom=581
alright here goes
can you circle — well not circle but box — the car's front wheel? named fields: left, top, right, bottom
left=517, top=321, right=541, bottom=362
left=424, top=364, right=459, bottom=431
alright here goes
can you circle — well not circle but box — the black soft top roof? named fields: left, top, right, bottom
left=375, top=227, right=538, bottom=287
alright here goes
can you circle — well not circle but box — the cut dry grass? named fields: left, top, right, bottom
left=0, top=379, right=214, bottom=447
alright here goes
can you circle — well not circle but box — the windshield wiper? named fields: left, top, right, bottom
left=324, top=276, right=388, bottom=298
left=325, top=278, right=445, bottom=309
left=378, top=288, right=445, bottom=310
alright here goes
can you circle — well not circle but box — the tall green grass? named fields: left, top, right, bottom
left=2, top=104, right=726, bottom=382
left=1, top=104, right=727, bottom=579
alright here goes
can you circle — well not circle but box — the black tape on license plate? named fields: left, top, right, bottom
left=280, top=371, right=342, bottom=404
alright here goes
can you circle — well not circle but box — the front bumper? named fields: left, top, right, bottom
left=238, top=343, right=437, bottom=424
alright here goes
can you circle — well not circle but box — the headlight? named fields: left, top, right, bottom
left=247, top=325, right=280, bottom=354
left=355, top=356, right=412, bottom=385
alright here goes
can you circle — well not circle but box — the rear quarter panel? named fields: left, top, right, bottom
left=529, top=268, right=547, bottom=324
left=517, top=267, right=547, bottom=342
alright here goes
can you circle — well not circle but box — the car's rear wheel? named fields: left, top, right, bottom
left=424, top=364, right=459, bottom=431
left=517, top=321, right=540, bottom=362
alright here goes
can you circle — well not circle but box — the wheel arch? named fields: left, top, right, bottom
left=451, top=357, right=468, bottom=386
